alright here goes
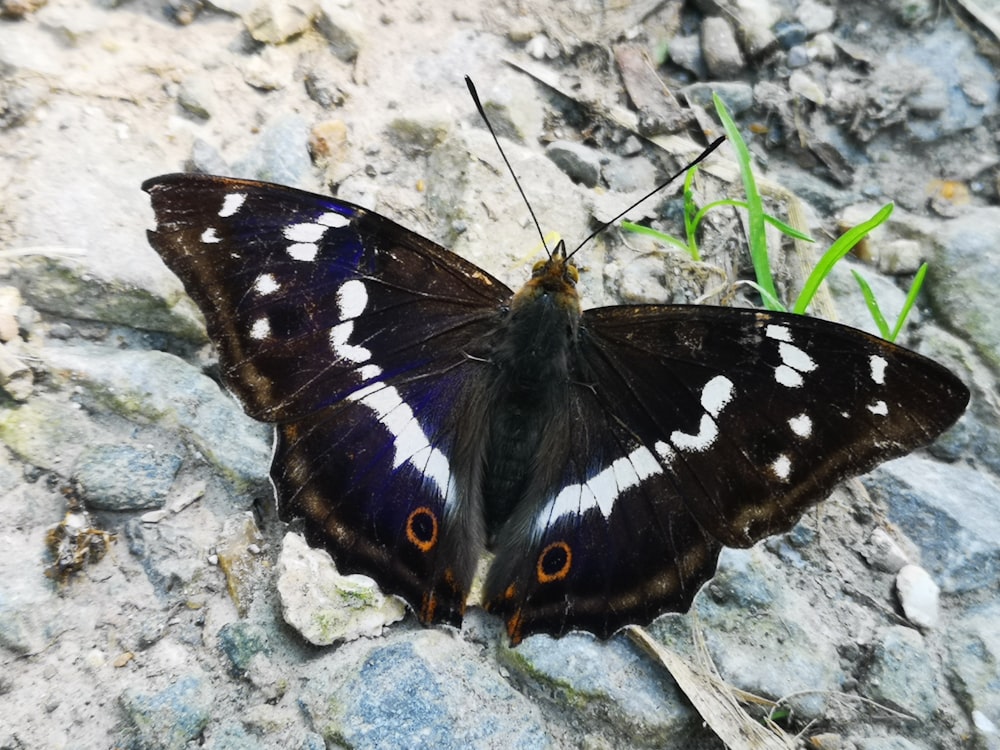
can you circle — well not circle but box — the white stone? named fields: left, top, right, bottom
left=896, top=563, right=940, bottom=629
left=276, top=532, right=405, bottom=645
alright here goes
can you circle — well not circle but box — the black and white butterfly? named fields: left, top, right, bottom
left=143, top=162, right=968, bottom=645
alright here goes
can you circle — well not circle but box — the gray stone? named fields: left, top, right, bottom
left=795, top=0, right=836, bottom=34
left=545, top=140, right=602, bottom=188
left=217, top=620, right=273, bottom=675
left=947, top=602, right=1000, bottom=725
left=863, top=626, right=937, bottom=719
left=205, top=721, right=269, bottom=750
left=41, top=346, right=271, bottom=494
left=929, top=206, right=1000, bottom=371
left=505, top=632, right=700, bottom=745
left=867, top=455, right=1000, bottom=594
left=300, top=632, right=551, bottom=749
left=315, top=0, right=364, bottom=62
left=691, top=546, right=844, bottom=719
left=601, top=154, right=657, bottom=194
left=668, top=33, right=706, bottom=78
left=73, top=443, right=181, bottom=511
left=0, top=395, right=111, bottom=475
left=232, top=115, right=312, bottom=186
left=242, top=0, right=317, bottom=44
left=10, top=255, right=206, bottom=342
left=681, top=81, right=754, bottom=116
left=119, top=676, right=212, bottom=750
left=701, top=16, right=745, bottom=78
left=176, top=76, right=218, bottom=120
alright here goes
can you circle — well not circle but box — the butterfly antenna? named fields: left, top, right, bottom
left=466, top=76, right=551, bottom=258
left=567, top=135, right=726, bottom=259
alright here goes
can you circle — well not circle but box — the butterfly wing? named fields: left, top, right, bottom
left=485, top=305, right=969, bottom=642
left=144, top=174, right=512, bottom=625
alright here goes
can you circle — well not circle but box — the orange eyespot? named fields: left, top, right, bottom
left=406, top=507, right=438, bottom=552
left=536, top=541, right=572, bottom=583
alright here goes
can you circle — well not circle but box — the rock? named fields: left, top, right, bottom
left=862, top=528, right=911, bottom=573
left=795, top=0, right=836, bottom=34
left=505, top=632, right=701, bottom=744
left=119, top=676, right=212, bottom=750
left=774, top=20, right=808, bottom=49
left=867, top=455, right=1000, bottom=594
left=41, top=346, right=272, bottom=494
left=929, top=206, right=1000, bottom=372
left=545, top=140, right=602, bottom=187
left=667, top=33, right=706, bottom=78
left=276, top=532, right=405, bottom=645
left=232, top=114, right=313, bottom=185
left=0, top=395, right=110, bottom=474
left=947, top=601, right=1000, bottom=736
left=681, top=81, right=754, bottom=115
left=895, top=564, right=940, bottom=629
left=9, top=255, right=206, bottom=342
left=863, top=626, right=937, bottom=719
left=788, top=69, right=825, bottom=104
left=176, top=76, right=218, bottom=120
left=73, top=443, right=181, bottom=511
left=701, top=16, right=745, bottom=78
left=242, top=0, right=317, bottom=44
left=300, top=632, right=551, bottom=749
left=314, top=0, right=363, bottom=62
left=217, top=621, right=273, bottom=675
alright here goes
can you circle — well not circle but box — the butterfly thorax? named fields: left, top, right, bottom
left=481, top=249, right=582, bottom=539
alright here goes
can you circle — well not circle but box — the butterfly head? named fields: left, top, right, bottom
left=511, top=240, right=581, bottom=316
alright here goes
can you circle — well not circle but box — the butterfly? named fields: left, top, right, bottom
left=143, top=164, right=968, bottom=645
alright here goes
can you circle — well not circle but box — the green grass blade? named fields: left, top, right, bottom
left=850, top=269, right=891, bottom=339
left=620, top=220, right=692, bottom=255
left=891, top=262, right=929, bottom=342
left=697, top=199, right=814, bottom=242
left=792, top=203, right=894, bottom=315
left=714, top=92, right=780, bottom=310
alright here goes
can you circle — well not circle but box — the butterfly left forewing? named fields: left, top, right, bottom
left=144, top=174, right=511, bottom=627
left=143, top=174, right=512, bottom=421
left=486, top=304, right=968, bottom=643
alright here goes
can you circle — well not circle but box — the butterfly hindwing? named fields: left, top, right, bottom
left=486, top=305, right=969, bottom=642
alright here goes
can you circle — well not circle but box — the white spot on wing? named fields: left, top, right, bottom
left=346, top=377, right=455, bottom=507
left=337, top=279, right=368, bottom=320
left=536, top=445, right=663, bottom=533
left=287, top=243, right=318, bottom=261
left=249, top=317, right=270, bottom=340
left=200, top=228, right=220, bottom=244
left=766, top=324, right=792, bottom=342
left=779, top=342, right=817, bottom=372
left=701, top=375, right=734, bottom=416
left=654, top=440, right=675, bottom=462
left=671, top=414, right=718, bottom=452
left=318, top=211, right=350, bottom=228
left=870, top=355, right=888, bottom=385
left=254, top=273, right=280, bottom=295
left=775, top=364, right=804, bottom=388
left=868, top=400, right=889, bottom=416
left=329, top=322, right=371, bottom=363
left=218, top=193, right=246, bottom=218
left=771, top=454, right=792, bottom=480
left=788, top=413, right=812, bottom=438
left=284, top=222, right=327, bottom=243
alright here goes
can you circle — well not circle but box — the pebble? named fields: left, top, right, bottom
left=119, top=676, right=212, bottom=750
left=795, top=0, right=836, bottom=34
left=242, top=0, right=317, bottom=44
left=544, top=140, right=602, bottom=188
left=863, top=626, right=937, bottom=719
left=315, top=0, right=364, bottom=62
left=73, top=443, right=181, bottom=511
left=276, top=532, right=405, bottom=645
left=896, top=564, right=940, bottom=629
left=701, top=16, right=745, bottom=78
